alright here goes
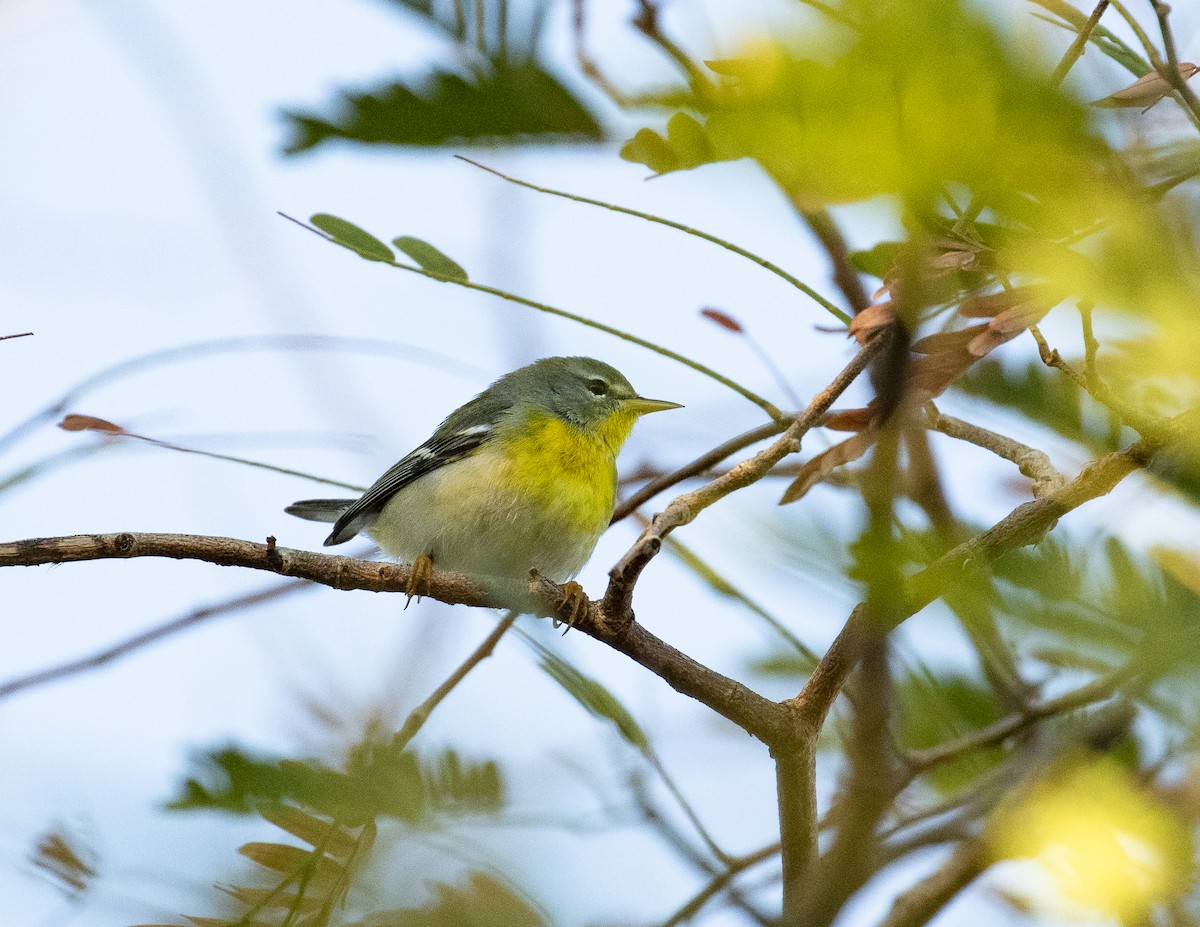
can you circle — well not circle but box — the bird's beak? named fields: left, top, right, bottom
left=625, top=396, right=683, bottom=415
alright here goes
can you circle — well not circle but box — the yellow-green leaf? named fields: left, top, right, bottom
left=310, top=214, right=394, bottom=262
left=392, top=236, right=469, bottom=282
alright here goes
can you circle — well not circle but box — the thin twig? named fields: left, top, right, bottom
left=1150, top=0, right=1200, bottom=125
left=907, top=664, right=1132, bottom=771
left=1051, top=0, right=1111, bottom=85
left=613, top=418, right=791, bottom=522
left=925, top=405, right=1065, bottom=498
left=571, top=0, right=630, bottom=106
left=631, top=0, right=716, bottom=99
left=874, top=839, right=988, bottom=927
left=283, top=212, right=788, bottom=422
left=0, top=578, right=310, bottom=701
left=456, top=157, right=849, bottom=323
left=1028, top=324, right=1162, bottom=439
left=604, top=333, right=889, bottom=628
left=1, top=332, right=33, bottom=342
left=659, top=843, right=782, bottom=927
left=392, top=610, right=520, bottom=750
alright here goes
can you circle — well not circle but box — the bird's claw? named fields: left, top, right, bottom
left=554, top=581, right=590, bottom=634
left=405, top=553, right=434, bottom=608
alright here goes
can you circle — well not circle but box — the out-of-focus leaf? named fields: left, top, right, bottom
left=538, top=653, right=649, bottom=751
left=392, top=236, right=469, bottom=281
left=779, top=430, right=876, bottom=503
left=347, top=872, right=545, bottom=927
left=849, top=241, right=904, bottom=279
left=310, top=214, right=395, bottom=262
left=259, top=804, right=357, bottom=857
left=990, top=756, right=1193, bottom=922
left=1091, top=63, right=1200, bottom=110
left=28, top=822, right=98, bottom=899
left=953, top=359, right=1129, bottom=455
left=169, top=744, right=503, bottom=825
left=897, top=665, right=1005, bottom=792
left=238, top=842, right=345, bottom=884
left=282, top=64, right=602, bottom=154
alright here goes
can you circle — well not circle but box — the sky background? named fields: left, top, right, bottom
left=3, top=1, right=1200, bottom=925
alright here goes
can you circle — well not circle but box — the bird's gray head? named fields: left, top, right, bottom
left=504, top=356, right=680, bottom=430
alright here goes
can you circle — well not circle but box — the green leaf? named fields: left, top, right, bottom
left=538, top=654, right=649, bottom=751
left=345, top=872, right=545, bottom=927
left=849, top=241, right=904, bottom=279
left=281, top=63, right=602, bottom=154
left=392, top=236, right=469, bottom=282
left=665, top=113, right=713, bottom=169
left=310, top=214, right=394, bottom=262
left=168, top=743, right=503, bottom=824
left=619, top=127, right=681, bottom=175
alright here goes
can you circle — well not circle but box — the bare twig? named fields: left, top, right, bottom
left=874, top=839, right=988, bottom=927
left=1, top=332, right=34, bottom=342
left=789, top=203, right=873, bottom=315
left=1028, top=324, right=1163, bottom=440
left=0, top=578, right=310, bottom=701
left=391, top=610, right=520, bottom=750
left=1150, top=0, right=1200, bottom=124
left=659, top=842, right=782, bottom=927
left=614, top=418, right=790, bottom=522
left=907, top=664, right=1132, bottom=771
left=571, top=0, right=630, bottom=106
left=604, top=334, right=889, bottom=628
left=925, top=405, right=1065, bottom=498
left=1051, top=0, right=1111, bottom=85
left=631, top=0, right=716, bottom=99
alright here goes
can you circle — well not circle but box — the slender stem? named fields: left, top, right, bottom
left=456, top=157, right=849, bottom=323
left=285, top=213, right=788, bottom=421
left=659, top=843, right=781, bottom=927
left=1051, top=0, right=1111, bottom=85
left=0, top=578, right=310, bottom=702
left=1150, top=0, right=1200, bottom=124
left=874, top=839, right=988, bottom=927
left=1, top=331, right=33, bottom=342
left=614, top=417, right=791, bottom=521
left=925, top=405, right=1065, bottom=497
left=392, top=610, right=520, bottom=750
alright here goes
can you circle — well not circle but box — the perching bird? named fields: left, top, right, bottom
left=286, top=356, right=680, bottom=615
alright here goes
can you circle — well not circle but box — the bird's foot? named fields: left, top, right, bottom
left=553, top=581, right=590, bottom=634
left=404, top=553, right=434, bottom=608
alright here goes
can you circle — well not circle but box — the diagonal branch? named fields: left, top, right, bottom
left=603, top=333, right=889, bottom=628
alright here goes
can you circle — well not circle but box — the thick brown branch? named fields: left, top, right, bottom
left=0, top=532, right=791, bottom=745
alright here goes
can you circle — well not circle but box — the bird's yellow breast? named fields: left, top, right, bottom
left=498, top=411, right=630, bottom=523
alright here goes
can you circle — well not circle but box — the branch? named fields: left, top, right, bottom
left=786, top=424, right=1175, bottom=734
left=391, top=610, right=520, bottom=750
left=604, top=334, right=888, bottom=627
left=873, top=839, right=988, bottom=927
left=1050, top=0, right=1111, bottom=85
left=659, top=842, right=782, bottom=927
left=0, top=577, right=310, bottom=702
left=0, top=532, right=792, bottom=745
left=925, top=406, right=1065, bottom=498
left=613, top=418, right=790, bottom=522
left=906, top=664, right=1132, bottom=771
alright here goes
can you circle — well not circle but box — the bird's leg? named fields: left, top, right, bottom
left=405, top=553, right=434, bottom=607
left=555, top=581, right=590, bottom=634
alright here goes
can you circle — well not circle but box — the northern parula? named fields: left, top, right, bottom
left=286, top=356, right=680, bottom=607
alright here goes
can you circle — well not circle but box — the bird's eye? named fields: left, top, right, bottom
left=586, top=378, right=609, bottom=396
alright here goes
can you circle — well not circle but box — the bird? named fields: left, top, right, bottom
left=286, top=356, right=681, bottom=619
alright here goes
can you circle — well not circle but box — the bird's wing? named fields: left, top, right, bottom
left=324, top=390, right=512, bottom=545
